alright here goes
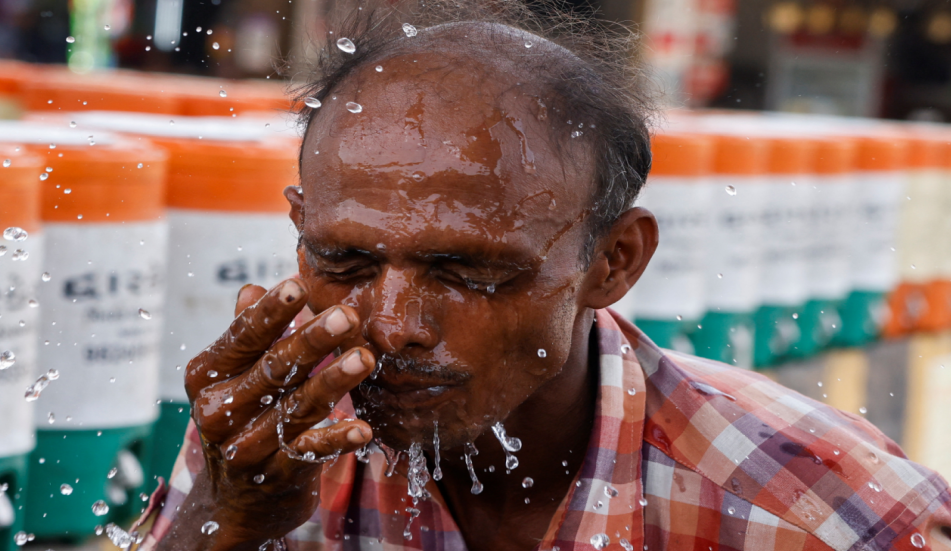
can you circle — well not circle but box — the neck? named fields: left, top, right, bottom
left=431, top=309, right=599, bottom=548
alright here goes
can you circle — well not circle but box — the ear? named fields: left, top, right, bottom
left=284, top=185, right=305, bottom=230
left=580, top=207, right=658, bottom=310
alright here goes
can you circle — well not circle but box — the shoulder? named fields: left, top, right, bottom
left=614, top=312, right=951, bottom=550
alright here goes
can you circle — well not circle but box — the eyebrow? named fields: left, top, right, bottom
left=301, top=237, right=534, bottom=272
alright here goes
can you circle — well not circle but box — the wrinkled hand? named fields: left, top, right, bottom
left=183, top=279, right=375, bottom=547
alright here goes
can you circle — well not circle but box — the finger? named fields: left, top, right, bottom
left=271, top=347, right=375, bottom=442
left=286, top=419, right=373, bottom=464
left=185, top=278, right=308, bottom=398
left=235, top=284, right=267, bottom=317
left=201, top=305, right=361, bottom=428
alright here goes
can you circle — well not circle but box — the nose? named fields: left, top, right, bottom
left=363, top=267, right=439, bottom=353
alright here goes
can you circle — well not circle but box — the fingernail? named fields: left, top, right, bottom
left=341, top=350, right=367, bottom=375
left=279, top=279, right=304, bottom=304
left=237, top=283, right=254, bottom=303
left=346, top=427, right=368, bottom=444
left=323, top=307, right=352, bottom=336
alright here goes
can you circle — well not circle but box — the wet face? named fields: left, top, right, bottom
left=292, top=52, right=599, bottom=451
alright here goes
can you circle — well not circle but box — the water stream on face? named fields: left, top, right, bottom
left=464, top=442, right=483, bottom=495
left=491, top=422, right=522, bottom=470
left=432, top=421, right=443, bottom=481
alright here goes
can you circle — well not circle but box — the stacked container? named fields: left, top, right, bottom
left=836, top=136, right=908, bottom=347
left=752, top=137, right=814, bottom=367
left=0, top=122, right=169, bottom=539
left=632, top=132, right=714, bottom=352
left=0, top=146, right=43, bottom=551
left=690, top=135, right=768, bottom=368
left=923, top=137, right=951, bottom=331
left=67, top=112, right=301, bottom=483
left=792, top=138, right=858, bottom=357
left=884, top=136, right=944, bottom=336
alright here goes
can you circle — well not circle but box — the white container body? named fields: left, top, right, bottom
left=633, top=176, right=713, bottom=321
left=897, top=168, right=944, bottom=283
left=159, top=209, right=299, bottom=402
left=703, top=175, right=767, bottom=312
left=804, top=174, right=856, bottom=301
left=0, top=233, right=43, bottom=457
left=36, top=221, right=168, bottom=429
left=758, top=175, right=811, bottom=306
left=850, top=171, right=904, bottom=292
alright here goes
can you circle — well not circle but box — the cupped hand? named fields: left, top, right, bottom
left=183, top=278, right=375, bottom=546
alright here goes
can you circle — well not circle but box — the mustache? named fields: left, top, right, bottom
left=368, top=352, right=471, bottom=385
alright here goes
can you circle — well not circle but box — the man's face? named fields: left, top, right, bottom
left=295, top=53, right=596, bottom=451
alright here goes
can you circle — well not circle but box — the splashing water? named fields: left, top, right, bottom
left=491, top=422, right=522, bottom=470
left=336, top=38, right=356, bottom=53
left=464, top=442, right=483, bottom=495
left=378, top=439, right=402, bottom=477
left=402, top=23, right=418, bottom=37
left=3, top=227, right=28, bottom=241
left=91, top=500, right=109, bottom=516
left=0, top=350, right=15, bottom=370
left=201, top=521, right=219, bottom=535
left=432, top=420, right=443, bottom=481
left=275, top=400, right=340, bottom=465
left=25, top=369, right=59, bottom=401
left=406, top=442, right=431, bottom=500
left=106, top=523, right=135, bottom=548
left=403, top=506, right=421, bottom=540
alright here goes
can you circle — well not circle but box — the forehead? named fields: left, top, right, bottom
left=299, top=52, right=592, bottom=256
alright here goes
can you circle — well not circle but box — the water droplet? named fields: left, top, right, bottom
left=11, top=248, right=27, bottom=261
left=717, top=273, right=723, bottom=279
left=868, top=480, right=882, bottom=492
left=92, top=499, right=109, bottom=516
left=336, top=37, right=356, bottom=53
left=304, top=97, right=321, bottom=109
left=792, top=312, right=799, bottom=319
left=570, top=130, right=583, bottom=138
left=225, top=445, right=237, bottom=460
left=402, top=23, right=418, bottom=37
left=627, top=387, right=637, bottom=395
left=859, top=407, right=868, bottom=414
left=346, top=102, right=363, bottom=113
left=911, top=533, right=926, bottom=548
left=432, top=420, right=443, bottom=481
left=105, top=523, right=134, bottom=548
left=525, top=41, right=533, bottom=48
left=727, top=506, right=736, bottom=515
left=522, top=477, right=533, bottom=488
left=48, top=412, right=55, bottom=424
left=464, top=442, right=483, bottom=494
left=2, top=159, right=10, bottom=167
left=66, top=36, right=76, bottom=43
left=60, top=483, right=73, bottom=495
left=725, top=185, right=737, bottom=196
left=212, top=42, right=220, bottom=50
left=24, top=369, right=59, bottom=401
left=137, top=163, right=143, bottom=169
left=42, top=272, right=51, bottom=282
left=375, top=65, right=383, bottom=72
left=208, top=370, right=218, bottom=378
left=253, top=474, right=265, bottom=484
left=219, top=90, right=227, bottom=98
left=138, top=308, right=152, bottom=320
left=604, top=485, right=619, bottom=498
left=4, top=227, right=28, bottom=241
left=491, top=422, right=521, bottom=469
left=107, top=467, right=118, bottom=479
left=590, top=533, right=610, bottom=549
left=260, top=395, right=274, bottom=405
left=537, top=349, right=547, bottom=358
left=13, top=531, right=28, bottom=546
left=201, top=521, right=219, bottom=535
left=104, top=24, right=111, bottom=30
left=638, top=497, right=648, bottom=507
left=620, top=538, right=634, bottom=551
left=0, top=350, right=15, bottom=370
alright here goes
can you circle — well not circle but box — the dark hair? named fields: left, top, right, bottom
left=293, top=0, right=654, bottom=265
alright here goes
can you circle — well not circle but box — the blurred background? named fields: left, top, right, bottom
left=3, top=0, right=951, bottom=549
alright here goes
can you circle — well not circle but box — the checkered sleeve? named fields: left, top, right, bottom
left=134, top=420, right=206, bottom=551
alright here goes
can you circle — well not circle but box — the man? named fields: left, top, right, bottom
left=142, top=3, right=951, bottom=550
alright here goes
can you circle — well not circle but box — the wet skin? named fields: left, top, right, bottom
left=157, top=50, right=658, bottom=551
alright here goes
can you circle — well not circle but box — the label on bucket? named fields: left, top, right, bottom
left=160, top=210, right=299, bottom=402
left=35, top=222, right=168, bottom=429
left=758, top=177, right=810, bottom=305
left=634, top=177, right=713, bottom=320
left=851, top=172, right=904, bottom=292
left=805, top=175, right=855, bottom=300
left=0, top=233, right=43, bottom=456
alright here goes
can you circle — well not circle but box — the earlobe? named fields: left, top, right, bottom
left=284, top=185, right=305, bottom=230
left=582, top=207, right=658, bottom=310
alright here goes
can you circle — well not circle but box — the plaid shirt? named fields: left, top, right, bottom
left=138, top=309, right=951, bottom=550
